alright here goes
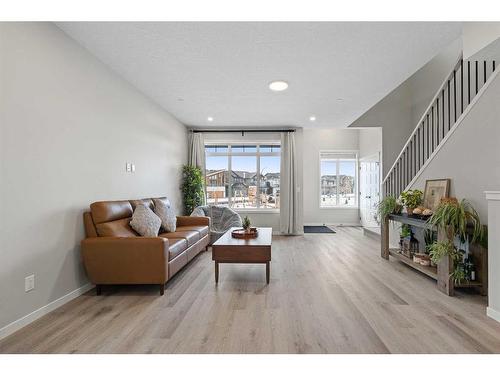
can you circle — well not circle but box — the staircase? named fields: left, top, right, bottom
left=383, top=54, right=498, bottom=197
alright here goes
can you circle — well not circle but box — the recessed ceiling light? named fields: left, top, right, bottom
left=309, top=116, right=316, bottom=122
left=269, top=80, right=289, bottom=92
left=336, top=98, right=344, bottom=101
left=207, top=117, right=214, bottom=122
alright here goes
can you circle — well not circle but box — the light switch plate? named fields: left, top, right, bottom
left=126, top=162, right=132, bottom=172
left=25, top=274, right=35, bottom=292
left=131, top=164, right=135, bottom=172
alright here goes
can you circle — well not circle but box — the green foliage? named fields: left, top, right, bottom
left=400, top=190, right=423, bottom=209
left=242, top=216, right=251, bottom=230
left=428, top=240, right=468, bottom=284
left=181, top=165, right=204, bottom=215
left=424, top=229, right=437, bottom=253
left=377, top=196, right=402, bottom=219
left=428, top=240, right=455, bottom=265
left=451, top=255, right=467, bottom=285
left=479, top=225, right=488, bottom=249
left=400, top=224, right=411, bottom=238
left=428, top=199, right=483, bottom=243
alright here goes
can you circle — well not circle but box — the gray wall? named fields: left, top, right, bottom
left=350, top=39, right=461, bottom=178
left=463, top=22, right=500, bottom=59
left=0, top=23, right=188, bottom=331
left=358, top=128, right=382, bottom=160
left=302, top=128, right=360, bottom=225
left=349, top=83, right=413, bottom=177
left=408, top=70, right=500, bottom=224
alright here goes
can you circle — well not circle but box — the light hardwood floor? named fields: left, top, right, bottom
left=1, top=227, right=500, bottom=354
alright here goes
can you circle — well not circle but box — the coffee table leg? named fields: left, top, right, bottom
left=215, top=261, right=219, bottom=283
left=266, top=262, right=270, bottom=284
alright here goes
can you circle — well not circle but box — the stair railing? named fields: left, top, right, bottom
left=383, top=54, right=497, bottom=198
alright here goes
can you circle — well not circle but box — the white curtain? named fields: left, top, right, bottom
left=188, top=132, right=206, bottom=204
left=188, top=132, right=205, bottom=170
left=280, top=132, right=302, bottom=235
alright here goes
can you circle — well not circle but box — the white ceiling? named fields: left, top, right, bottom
left=57, top=22, right=462, bottom=129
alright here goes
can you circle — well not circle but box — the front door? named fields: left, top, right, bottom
left=360, top=154, right=381, bottom=230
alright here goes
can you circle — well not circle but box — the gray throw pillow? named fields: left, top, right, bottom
left=129, top=204, right=161, bottom=237
left=153, top=198, right=176, bottom=232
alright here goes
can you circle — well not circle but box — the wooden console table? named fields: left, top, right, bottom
left=381, top=213, right=487, bottom=296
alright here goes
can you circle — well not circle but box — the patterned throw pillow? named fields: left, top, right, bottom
left=153, top=198, right=176, bottom=232
left=129, top=204, right=161, bottom=237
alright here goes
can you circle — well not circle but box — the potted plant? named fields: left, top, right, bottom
left=181, top=165, right=204, bottom=215
left=427, top=198, right=484, bottom=284
left=242, top=216, right=251, bottom=233
left=400, top=190, right=423, bottom=215
left=377, top=195, right=402, bottom=220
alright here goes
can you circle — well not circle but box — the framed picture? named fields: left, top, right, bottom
left=423, top=179, right=450, bottom=211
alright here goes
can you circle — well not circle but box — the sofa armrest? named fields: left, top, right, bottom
left=176, top=215, right=210, bottom=227
left=81, top=237, right=169, bottom=284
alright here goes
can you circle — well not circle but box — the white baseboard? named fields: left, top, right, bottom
left=0, top=283, right=93, bottom=341
left=487, top=307, right=500, bottom=323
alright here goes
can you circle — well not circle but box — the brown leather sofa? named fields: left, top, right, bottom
left=81, top=197, right=210, bottom=295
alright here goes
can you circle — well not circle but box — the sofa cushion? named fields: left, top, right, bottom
left=158, top=236, right=187, bottom=260
left=95, top=218, right=138, bottom=237
left=153, top=197, right=171, bottom=208
left=177, top=225, right=209, bottom=237
left=130, top=198, right=154, bottom=210
left=161, top=230, right=200, bottom=247
left=130, top=205, right=161, bottom=237
left=91, top=200, right=133, bottom=224
left=153, top=198, right=176, bottom=232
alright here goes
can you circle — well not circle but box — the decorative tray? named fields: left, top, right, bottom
left=231, top=227, right=258, bottom=239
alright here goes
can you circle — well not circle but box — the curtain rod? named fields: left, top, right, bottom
left=191, top=129, right=295, bottom=133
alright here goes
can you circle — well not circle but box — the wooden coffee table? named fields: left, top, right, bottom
left=212, top=227, right=272, bottom=284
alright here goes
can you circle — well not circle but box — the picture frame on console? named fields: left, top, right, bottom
left=423, top=179, right=450, bottom=211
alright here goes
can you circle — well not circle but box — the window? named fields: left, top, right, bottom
left=320, top=152, right=357, bottom=207
left=205, top=144, right=281, bottom=210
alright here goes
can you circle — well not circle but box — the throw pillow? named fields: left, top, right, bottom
left=129, top=204, right=161, bottom=237
left=153, top=198, right=176, bottom=232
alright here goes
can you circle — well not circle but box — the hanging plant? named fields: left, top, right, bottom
left=428, top=198, right=483, bottom=243
left=428, top=198, right=484, bottom=285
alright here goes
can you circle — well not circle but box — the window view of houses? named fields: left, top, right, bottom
left=320, top=157, right=357, bottom=207
left=205, top=145, right=280, bottom=209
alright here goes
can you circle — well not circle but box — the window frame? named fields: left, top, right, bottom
left=319, top=150, right=359, bottom=209
left=205, top=142, right=281, bottom=212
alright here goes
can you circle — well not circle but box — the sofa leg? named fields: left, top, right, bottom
left=159, top=284, right=165, bottom=296
left=96, top=284, right=102, bottom=296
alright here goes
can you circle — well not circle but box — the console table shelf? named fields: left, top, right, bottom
left=388, top=248, right=437, bottom=280
left=382, top=214, right=487, bottom=296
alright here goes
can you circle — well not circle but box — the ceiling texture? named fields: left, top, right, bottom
left=57, top=22, right=462, bottom=129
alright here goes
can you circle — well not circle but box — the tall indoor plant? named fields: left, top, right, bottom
left=181, top=165, right=204, bottom=215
